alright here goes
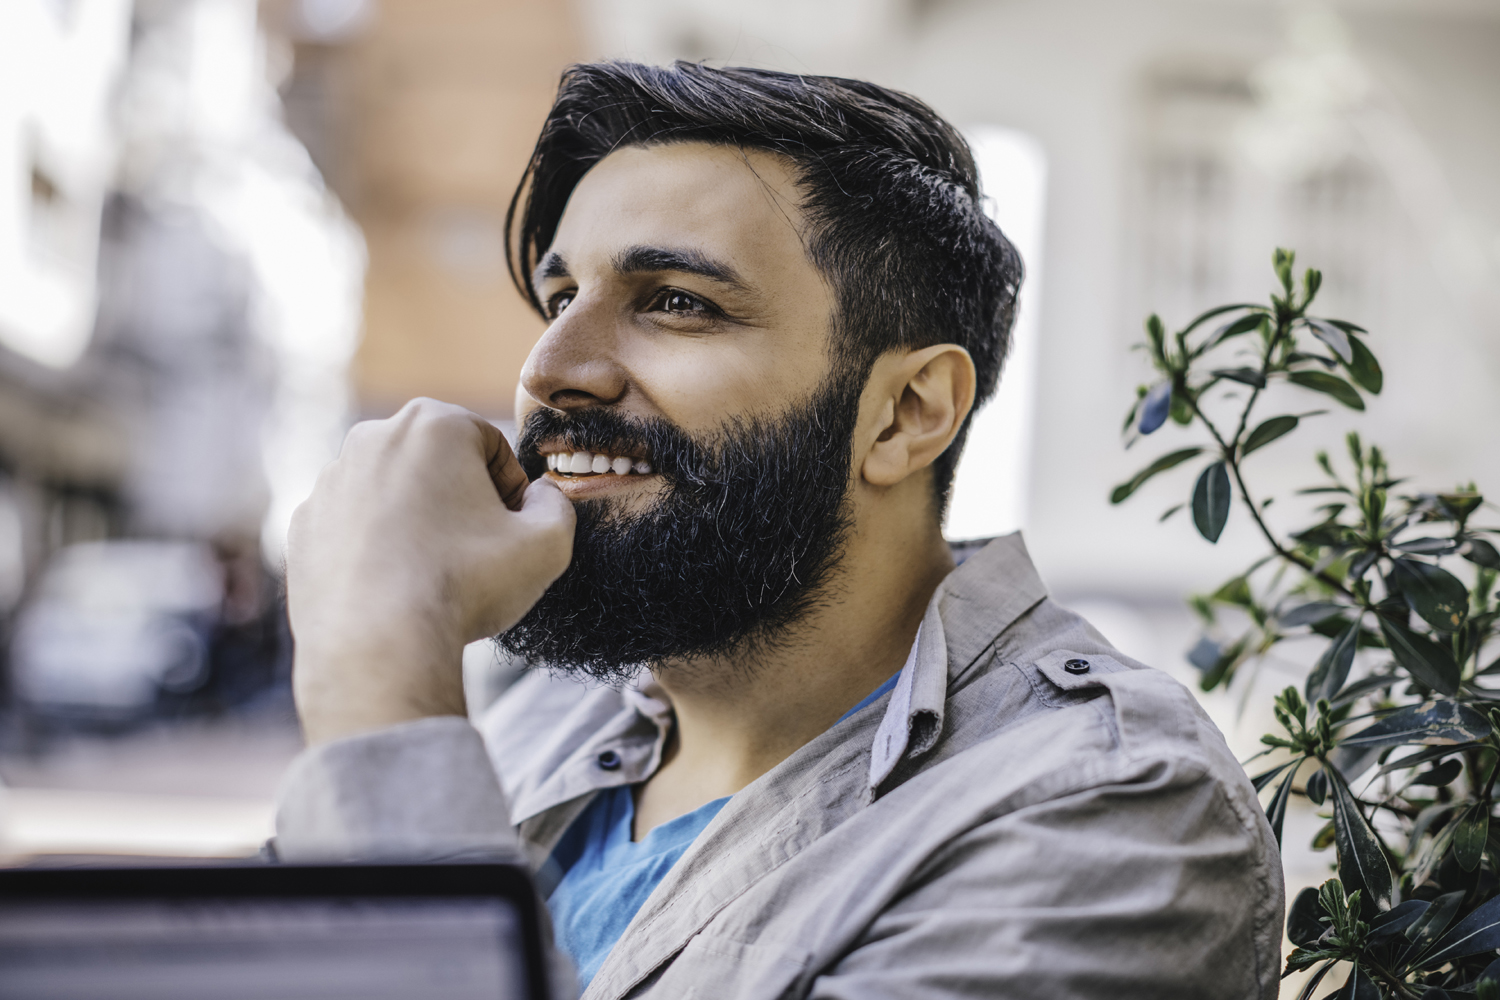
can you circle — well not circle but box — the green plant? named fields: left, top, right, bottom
left=1112, top=249, right=1500, bottom=998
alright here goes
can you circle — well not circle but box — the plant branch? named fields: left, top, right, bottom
left=1182, top=388, right=1360, bottom=602
left=1365, top=960, right=1422, bottom=1000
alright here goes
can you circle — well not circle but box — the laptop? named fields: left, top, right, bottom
left=0, top=862, right=550, bottom=1000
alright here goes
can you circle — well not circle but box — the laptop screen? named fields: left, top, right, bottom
left=0, top=864, right=546, bottom=1000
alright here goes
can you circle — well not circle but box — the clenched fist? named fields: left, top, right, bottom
left=286, top=398, right=575, bottom=745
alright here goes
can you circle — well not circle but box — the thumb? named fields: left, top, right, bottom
left=504, top=477, right=575, bottom=585
left=514, top=476, right=577, bottom=532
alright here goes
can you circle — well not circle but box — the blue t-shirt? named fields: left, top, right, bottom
left=546, top=785, right=729, bottom=988
left=546, top=670, right=901, bottom=988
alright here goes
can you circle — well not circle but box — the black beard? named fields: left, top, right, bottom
left=499, top=375, right=859, bottom=684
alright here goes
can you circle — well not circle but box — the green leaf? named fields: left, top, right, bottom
left=1266, top=765, right=1298, bottom=846
left=1145, top=313, right=1165, bottom=358
left=1367, top=898, right=1428, bottom=944
left=1288, top=370, right=1365, bottom=410
left=1391, top=558, right=1470, bottom=632
left=1330, top=672, right=1402, bottom=708
left=1197, top=635, right=1247, bottom=691
left=1456, top=804, right=1490, bottom=872
left=1377, top=744, right=1477, bottom=778
left=1337, top=699, right=1491, bottom=749
left=1200, top=312, right=1268, bottom=353
left=1274, top=248, right=1295, bottom=291
left=1409, top=759, right=1463, bottom=786
left=1241, top=415, right=1299, bottom=458
left=1211, top=367, right=1266, bottom=388
left=1280, top=601, right=1346, bottom=627
left=1181, top=303, right=1265, bottom=338
left=1391, top=536, right=1459, bottom=556
left=1109, top=448, right=1204, bottom=504
left=1302, top=268, right=1323, bottom=304
left=1379, top=618, right=1461, bottom=696
left=1329, top=768, right=1393, bottom=915
left=1305, top=767, right=1328, bottom=806
left=1192, top=461, right=1232, bottom=543
left=1305, top=620, right=1359, bottom=703
left=1403, top=890, right=1465, bottom=965
left=1331, top=961, right=1378, bottom=1000
left=1344, top=333, right=1383, bottom=394
left=1169, top=390, right=1194, bottom=425
left=1421, top=892, right=1500, bottom=968
left=1210, top=576, right=1253, bottom=607
left=1250, top=759, right=1299, bottom=793
left=1305, top=318, right=1353, bottom=362
left=1158, top=503, right=1184, bottom=522
left=1286, top=886, right=1325, bottom=947
left=1466, top=538, right=1500, bottom=569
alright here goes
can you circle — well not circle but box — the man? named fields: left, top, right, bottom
left=276, top=62, right=1284, bottom=999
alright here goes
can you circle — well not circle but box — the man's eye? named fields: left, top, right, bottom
left=547, top=292, right=575, bottom=318
left=651, top=289, right=710, bottom=315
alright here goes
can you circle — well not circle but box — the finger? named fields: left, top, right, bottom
left=472, top=415, right=531, bottom=511
left=515, top=476, right=576, bottom=530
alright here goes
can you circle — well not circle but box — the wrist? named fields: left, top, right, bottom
left=292, top=612, right=469, bottom=746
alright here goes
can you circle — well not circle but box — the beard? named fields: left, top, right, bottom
left=499, top=373, right=860, bottom=684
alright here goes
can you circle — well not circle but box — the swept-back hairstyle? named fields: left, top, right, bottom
left=506, top=61, right=1023, bottom=512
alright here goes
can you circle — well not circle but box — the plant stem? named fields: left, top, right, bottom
left=1366, top=960, right=1422, bottom=1000
left=1183, top=391, right=1360, bottom=602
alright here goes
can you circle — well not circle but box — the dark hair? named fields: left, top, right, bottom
left=505, top=61, right=1023, bottom=512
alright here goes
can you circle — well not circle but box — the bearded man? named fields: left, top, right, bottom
left=276, top=62, right=1284, bottom=999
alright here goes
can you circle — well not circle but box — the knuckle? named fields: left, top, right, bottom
left=342, top=418, right=385, bottom=450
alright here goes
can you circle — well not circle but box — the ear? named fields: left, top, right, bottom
left=859, top=344, right=977, bottom=488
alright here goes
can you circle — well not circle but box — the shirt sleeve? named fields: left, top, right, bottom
left=809, top=755, right=1284, bottom=1000
left=273, top=715, right=523, bottom=863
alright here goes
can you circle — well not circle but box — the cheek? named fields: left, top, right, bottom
left=619, top=333, right=827, bottom=430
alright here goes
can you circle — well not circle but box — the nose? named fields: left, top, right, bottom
left=520, top=299, right=628, bottom=411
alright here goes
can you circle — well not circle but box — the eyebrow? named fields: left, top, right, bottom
left=531, top=245, right=749, bottom=296
left=613, top=245, right=747, bottom=290
left=532, top=251, right=570, bottom=291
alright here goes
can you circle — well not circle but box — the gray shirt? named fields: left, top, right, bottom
left=275, top=533, right=1285, bottom=999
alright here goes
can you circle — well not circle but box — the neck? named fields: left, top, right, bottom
left=633, top=496, right=954, bottom=837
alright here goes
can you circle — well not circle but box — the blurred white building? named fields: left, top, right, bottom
left=580, top=0, right=1500, bottom=602
left=0, top=0, right=364, bottom=620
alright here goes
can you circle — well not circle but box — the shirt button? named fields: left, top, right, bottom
left=596, top=750, right=622, bottom=771
left=1064, top=658, right=1091, bottom=674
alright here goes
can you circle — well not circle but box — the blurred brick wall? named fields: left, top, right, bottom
left=274, top=0, right=582, bottom=419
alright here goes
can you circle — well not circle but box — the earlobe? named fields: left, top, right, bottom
left=860, top=345, right=976, bottom=489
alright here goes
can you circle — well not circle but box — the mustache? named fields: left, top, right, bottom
left=516, top=405, right=711, bottom=485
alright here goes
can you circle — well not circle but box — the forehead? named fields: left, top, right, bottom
left=545, top=142, right=812, bottom=279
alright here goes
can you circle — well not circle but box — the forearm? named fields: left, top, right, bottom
left=275, top=715, right=520, bottom=862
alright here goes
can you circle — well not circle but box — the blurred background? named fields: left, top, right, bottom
left=0, top=0, right=1495, bottom=968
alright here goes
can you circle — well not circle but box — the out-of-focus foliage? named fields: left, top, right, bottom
left=1113, top=250, right=1500, bottom=999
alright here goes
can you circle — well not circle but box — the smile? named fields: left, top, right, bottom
left=545, top=450, right=654, bottom=477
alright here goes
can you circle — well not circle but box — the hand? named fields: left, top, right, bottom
left=286, top=398, right=575, bottom=745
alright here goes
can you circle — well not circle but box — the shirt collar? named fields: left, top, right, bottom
left=866, top=531, right=1049, bottom=791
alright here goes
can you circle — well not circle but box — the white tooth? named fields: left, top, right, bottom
left=611, top=456, right=633, bottom=475
left=569, top=452, right=593, bottom=475
left=591, top=454, right=610, bottom=474
left=547, top=454, right=558, bottom=471
left=633, top=459, right=652, bottom=475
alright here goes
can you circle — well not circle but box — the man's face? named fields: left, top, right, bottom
left=504, top=143, right=862, bottom=678
left=518, top=143, right=839, bottom=511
